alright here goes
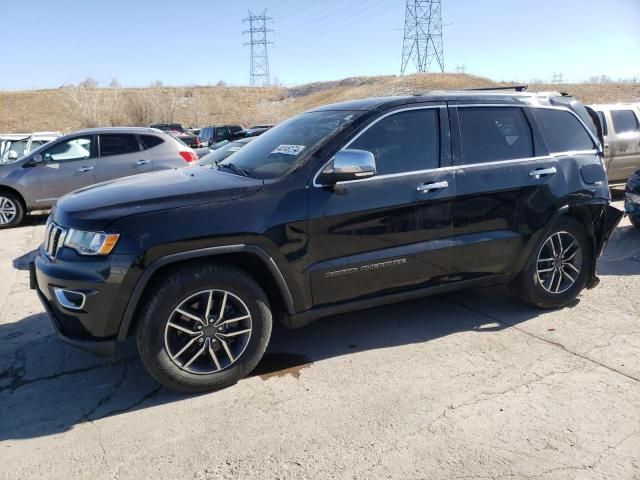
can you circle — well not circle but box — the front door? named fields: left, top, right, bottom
left=32, top=135, right=97, bottom=206
left=95, top=133, right=153, bottom=182
left=307, top=105, right=455, bottom=306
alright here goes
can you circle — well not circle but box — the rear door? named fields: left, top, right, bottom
left=447, top=104, right=562, bottom=279
left=33, top=135, right=97, bottom=205
left=607, top=108, right=640, bottom=182
left=94, top=133, right=152, bottom=182
left=307, top=104, right=455, bottom=306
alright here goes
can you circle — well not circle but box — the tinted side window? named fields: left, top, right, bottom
left=597, top=111, right=608, bottom=136
left=350, top=108, right=440, bottom=175
left=99, top=134, right=140, bottom=157
left=140, top=135, right=164, bottom=149
left=458, top=107, right=533, bottom=165
left=611, top=110, right=639, bottom=134
left=230, top=126, right=243, bottom=134
left=535, top=109, right=595, bottom=153
left=214, top=127, right=230, bottom=141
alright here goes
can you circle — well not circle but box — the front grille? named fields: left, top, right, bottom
left=44, top=221, right=67, bottom=259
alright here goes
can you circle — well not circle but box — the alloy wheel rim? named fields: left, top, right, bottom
left=0, top=197, right=17, bottom=225
left=536, top=231, right=582, bottom=294
left=164, top=289, right=252, bottom=375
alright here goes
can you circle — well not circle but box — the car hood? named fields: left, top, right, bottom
left=53, top=167, right=263, bottom=230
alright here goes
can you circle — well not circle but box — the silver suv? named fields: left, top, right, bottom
left=0, top=127, right=197, bottom=228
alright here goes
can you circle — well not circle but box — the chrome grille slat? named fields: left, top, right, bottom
left=44, top=221, right=67, bottom=259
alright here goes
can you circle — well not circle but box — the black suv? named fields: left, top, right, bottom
left=32, top=91, right=622, bottom=393
left=200, top=125, right=244, bottom=147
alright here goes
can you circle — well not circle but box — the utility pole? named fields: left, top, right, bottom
left=552, top=72, right=564, bottom=84
left=455, top=64, right=466, bottom=74
left=243, top=10, right=274, bottom=86
left=400, top=0, right=444, bottom=74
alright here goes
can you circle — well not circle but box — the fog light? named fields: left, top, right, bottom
left=53, top=288, right=87, bottom=310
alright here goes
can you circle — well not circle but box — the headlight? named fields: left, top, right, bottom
left=626, top=192, right=640, bottom=205
left=64, top=229, right=120, bottom=256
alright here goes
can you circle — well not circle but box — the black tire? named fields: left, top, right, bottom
left=630, top=215, right=640, bottom=229
left=136, top=262, right=272, bottom=393
left=512, top=216, right=592, bottom=309
left=0, top=191, right=24, bottom=229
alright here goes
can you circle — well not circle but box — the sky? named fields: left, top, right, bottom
left=1, top=0, right=639, bottom=90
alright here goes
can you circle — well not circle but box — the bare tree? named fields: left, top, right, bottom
left=124, top=91, right=155, bottom=126
left=150, top=88, right=181, bottom=124
left=64, top=77, right=102, bottom=128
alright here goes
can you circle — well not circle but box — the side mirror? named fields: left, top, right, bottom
left=24, top=154, right=44, bottom=167
left=7, top=151, right=18, bottom=160
left=319, top=149, right=376, bottom=185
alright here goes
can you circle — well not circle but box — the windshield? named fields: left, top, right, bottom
left=219, top=110, right=361, bottom=179
left=197, top=142, right=248, bottom=167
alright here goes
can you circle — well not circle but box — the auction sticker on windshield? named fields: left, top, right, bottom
left=271, top=144, right=306, bottom=155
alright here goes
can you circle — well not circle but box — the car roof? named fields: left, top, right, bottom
left=73, top=127, right=166, bottom=135
left=307, top=91, right=574, bottom=112
left=589, top=103, right=640, bottom=111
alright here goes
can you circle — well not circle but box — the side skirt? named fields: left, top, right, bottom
left=282, top=274, right=510, bottom=329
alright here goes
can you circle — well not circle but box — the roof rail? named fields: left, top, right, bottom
left=465, top=85, right=528, bottom=92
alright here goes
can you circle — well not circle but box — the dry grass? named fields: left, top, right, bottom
left=2, top=73, right=639, bottom=133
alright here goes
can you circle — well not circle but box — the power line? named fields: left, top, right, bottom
left=400, top=0, right=445, bottom=74
left=243, top=10, right=274, bottom=87
left=277, top=1, right=404, bottom=43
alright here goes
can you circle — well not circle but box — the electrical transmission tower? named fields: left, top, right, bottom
left=400, top=0, right=444, bottom=74
left=243, top=10, right=274, bottom=86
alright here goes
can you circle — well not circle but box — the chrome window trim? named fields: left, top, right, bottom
left=312, top=105, right=445, bottom=187
left=312, top=103, right=600, bottom=188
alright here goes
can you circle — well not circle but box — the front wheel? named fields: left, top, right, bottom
left=630, top=214, right=640, bottom=229
left=0, top=192, right=24, bottom=228
left=512, top=217, right=592, bottom=309
left=136, top=263, right=272, bottom=393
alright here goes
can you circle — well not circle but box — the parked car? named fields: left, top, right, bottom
left=0, top=127, right=197, bottom=228
left=229, top=126, right=271, bottom=141
left=0, top=132, right=60, bottom=164
left=199, top=125, right=244, bottom=147
left=196, top=137, right=255, bottom=167
left=625, top=168, right=640, bottom=228
left=589, top=104, right=640, bottom=184
left=149, top=123, right=201, bottom=148
left=32, top=91, right=622, bottom=393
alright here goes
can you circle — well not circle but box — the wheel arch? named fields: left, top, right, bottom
left=0, top=185, right=27, bottom=211
left=117, top=245, right=295, bottom=340
left=521, top=201, right=617, bottom=288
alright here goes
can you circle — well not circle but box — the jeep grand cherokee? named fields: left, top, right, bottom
left=32, top=91, right=622, bottom=393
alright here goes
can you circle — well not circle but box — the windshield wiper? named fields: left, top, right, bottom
left=215, top=160, right=249, bottom=177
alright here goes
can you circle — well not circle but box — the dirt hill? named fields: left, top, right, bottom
left=1, top=73, right=639, bottom=133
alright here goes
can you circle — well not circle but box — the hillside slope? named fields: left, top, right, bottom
left=1, top=74, right=639, bottom=133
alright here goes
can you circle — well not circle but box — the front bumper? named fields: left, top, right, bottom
left=30, top=248, right=137, bottom=357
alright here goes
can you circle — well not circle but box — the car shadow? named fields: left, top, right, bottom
left=0, top=286, right=554, bottom=442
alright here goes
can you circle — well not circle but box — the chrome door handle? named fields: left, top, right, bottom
left=417, top=180, right=448, bottom=193
left=136, top=159, right=150, bottom=165
left=77, top=166, right=94, bottom=172
left=529, top=167, right=557, bottom=177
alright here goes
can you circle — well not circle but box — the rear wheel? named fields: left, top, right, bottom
left=0, top=192, right=24, bottom=228
left=630, top=215, right=640, bottom=229
left=512, top=217, right=592, bottom=309
left=136, top=263, right=272, bottom=393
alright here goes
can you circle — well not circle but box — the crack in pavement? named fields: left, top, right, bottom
left=0, top=356, right=136, bottom=394
left=442, top=297, right=640, bottom=384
